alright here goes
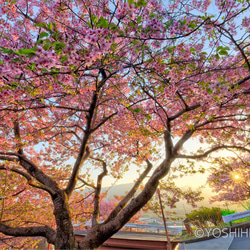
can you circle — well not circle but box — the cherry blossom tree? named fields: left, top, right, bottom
left=0, top=0, right=250, bottom=249
left=208, top=156, right=250, bottom=203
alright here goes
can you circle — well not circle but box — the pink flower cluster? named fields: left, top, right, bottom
left=242, top=17, right=250, bottom=29
left=33, top=47, right=57, bottom=68
left=85, top=28, right=108, bottom=44
left=115, top=3, right=133, bottom=19
left=145, top=17, right=164, bottom=32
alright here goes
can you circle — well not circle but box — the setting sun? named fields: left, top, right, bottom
left=234, top=174, right=240, bottom=180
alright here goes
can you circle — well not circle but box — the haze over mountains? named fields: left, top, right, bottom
left=101, top=183, right=239, bottom=218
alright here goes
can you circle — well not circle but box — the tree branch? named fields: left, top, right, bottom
left=0, top=166, right=56, bottom=195
left=164, top=121, right=174, bottom=158
left=80, top=157, right=174, bottom=249
left=13, top=120, right=24, bottom=155
left=0, top=156, right=17, bottom=162
left=0, top=223, right=56, bottom=244
left=105, top=159, right=153, bottom=223
left=65, top=69, right=113, bottom=196
left=0, top=151, right=58, bottom=196
left=0, top=166, right=31, bottom=181
left=0, top=105, right=88, bottom=114
left=80, top=123, right=175, bottom=248
left=12, top=122, right=59, bottom=195
left=65, top=146, right=90, bottom=196
left=169, top=103, right=200, bottom=121
left=91, top=113, right=117, bottom=133
left=18, top=154, right=58, bottom=195
left=173, top=127, right=196, bottom=155
left=141, top=85, right=169, bottom=122
left=176, top=91, right=189, bottom=109
left=91, top=157, right=108, bottom=227
left=77, top=177, right=96, bottom=189
left=231, top=74, right=250, bottom=90
left=177, top=145, right=250, bottom=159
left=215, top=25, right=250, bottom=71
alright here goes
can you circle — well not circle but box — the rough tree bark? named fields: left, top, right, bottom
left=52, top=191, right=79, bottom=249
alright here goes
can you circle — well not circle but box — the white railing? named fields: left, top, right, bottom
left=222, top=210, right=250, bottom=224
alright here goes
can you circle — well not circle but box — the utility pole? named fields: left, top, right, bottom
left=157, top=189, right=172, bottom=250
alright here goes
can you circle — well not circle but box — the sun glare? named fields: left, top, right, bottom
left=232, top=172, right=242, bottom=182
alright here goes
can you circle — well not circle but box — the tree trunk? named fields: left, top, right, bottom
left=53, top=191, right=79, bottom=249
left=79, top=226, right=114, bottom=250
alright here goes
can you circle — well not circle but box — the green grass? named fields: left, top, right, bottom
left=231, top=217, right=250, bottom=224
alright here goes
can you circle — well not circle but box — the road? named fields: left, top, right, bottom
left=228, top=227, right=250, bottom=249
left=184, top=227, right=250, bottom=250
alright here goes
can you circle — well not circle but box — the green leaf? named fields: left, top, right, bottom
left=214, top=53, right=220, bottom=59
left=18, top=48, right=36, bottom=56
left=131, top=40, right=139, bottom=46
left=200, top=14, right=208, bottom=20
left=86, top=22, right=92, bottom=28
left=216, top=46, right=229, bottom=56
left=216, top=46, right=223, bottom=52
left=43, top=44, right=51, bottom=51
left=48, top=22, right=53, bottom=31
left=51, top=42, right=66, bottom=51
left=179, top=19, right=187, bottom=26
left=97, top=17, right=109, bottom=28
left=118, top=29, right=124, bottom=36
left=208, top=115, right=215, bottom=121
left=243, top=63, right=249, bottom=69
left=145, top=114, right=151, bottom=121
left=39, top=32, right=49, bottom=38
left=131, top=108, right=142, bottom=113
left=139, top=127, right=151, bottom=136
left=164, top=19, right=174, bottom=29
left=110, top=23, right=118, bottom=31
left=36, top=39, right=44, bottom=45
left=0, top=47, right=14, bottom=54
left=190, top=124, right=195, bottom=131
left=128, top=0, right=134, bottom=5
left=128, top=21, right=135, bottom=27
left=34, top=23, right=47, bottom=29
left=137, top=16, right=142, bottom=23
left=135, top=0, right=147, bottom=7
left=219, top=50, right=229, bottom=56
left=158, top=85, right=164, bottom=92
left=52, top=22, right=58, bottom=31
left=10, top=81, right=18, bottom=87
left=188, top=21, right=197, bottom=28
left=110, top=43, right=117, bottom=52
left=60, top=55, right=68, bottom=63
left=91, top=14, right=98, bottom=25
left=168, top=46, right=174, bottom=53
left=0, top=59, right=3, bottom=65
left=26, top=63, right=36, bottom=70
left=207, top=88, right=213, bottom=94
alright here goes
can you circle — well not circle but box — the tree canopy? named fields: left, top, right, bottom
left=208, top=157, right=250, bottom=203
left=0, top=0, right=249, bottom=249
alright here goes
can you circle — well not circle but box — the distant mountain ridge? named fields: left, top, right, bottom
left=102, top=183, right=134, bottom=199
left=101, top=183, right=238, bottom=217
